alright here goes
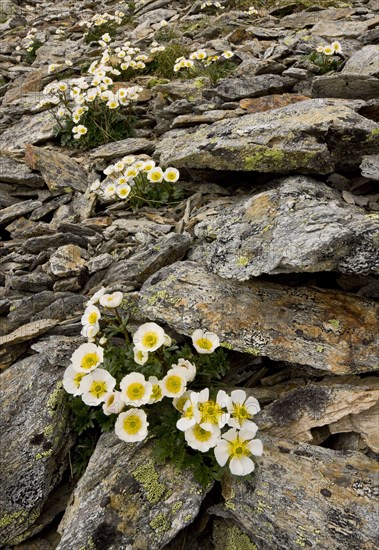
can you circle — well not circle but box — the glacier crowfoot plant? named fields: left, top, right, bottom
left=64, top=290, right=263, bottom=484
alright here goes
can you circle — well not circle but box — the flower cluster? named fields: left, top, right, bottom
left=93, top=35, right=165, bottom=77
left=79, top=11, right=125, bottom=30
left=201, top=1, right=225, bottom=10
left=245, top=6, right=258, bottom=15
left=91, top=155, right=182, bottom=209
left=15, top=28, right=43, bottom=63
left=63, top=290, right=263, bottom=479
left=173, top=48, right=234, bottom=78
left=36, top=52, right=143, bottom=147
left=316, top=41, right=342, bottom=56
left=309, top=41, right=343, bottom=74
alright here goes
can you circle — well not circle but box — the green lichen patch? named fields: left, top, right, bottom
left=213, top=519, right=257, bottom=550
left=132, top=459, right=166, bottom=504
left=149, top=513, right=171, bottom=535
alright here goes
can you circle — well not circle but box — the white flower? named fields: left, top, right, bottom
left=71, top=343, right=104, bottom=373
left=90, top=179, right=101, bottom=192
left=148, top=376, right=164, bottom=404
left=104, top=183, right=117, bottom=198
left=191, top=329, right=220, bottom=354
left=176, top=392, right=201, bottom=431
left=163, top=167, right=179, bottom=183
left=161, top=367, right=187, bottom=398
left=99, top=291, right=123, bottom=308
left=173, top=390, right=193, bottom=413
left=81, top=305, right=101, bottom=326
left=185, top=423, right=220, bottom=452
left=62, top=365, right=87, bottom=396
left=316, top=45, right=325, bottom=53
left=80, top=368, right=116, bottom=406
left=48, top=63, right=61, bottom=74
left=115, top=409, right=149, bottom=442
left=106, top=99, right=119, bottom=109
left=222, top=50, right=234, bottom=59
left=133, top=322, right=166, bottom=352
left=160, top=20, right=168, bottom=27
left=323, top=45, right=334, bottom=56
left=227, top=389, right=260, bottom=431
left=120, top=372, right=152, bottom=406
left=102, top=33, right=111, bottom=43
left=196, top=50, right=207, bottom=60
left=172, top=358, right=196, bottom=382
left=65, top=59, right=73, bottom=66
left=214, top=428, right=263, bottom=476
left=133, top=346, right=149, bottom=366
left=116, top=183, right=131, bottom=199
left=81, top=323, right=100, bottom=340
left=104, top=164, right=115, bottom=176
left=142, top=159, right=155, bottom=172
left=102, top=391, right=125, bottom=415
left=76, top=125, right=88, bottom=135
left=197, top=388, right=230, bottom=430
left=147, top=166, right=164, bottom=183
left=86, top=287, right=106, bottom=305
left=125, top=165, right=138, bottom=179
left=122, top=155, right=136, bottom=165
left=331, top=41, right=342, bottom=54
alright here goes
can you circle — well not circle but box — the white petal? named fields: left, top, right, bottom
left=222, top=428, right=238, bottom=442
left=230, top=456, right=255, bottom=476
left=214, top=441, right=229, bottom=466
left=240, top=421, right=259, bottom=436
left=247, top=439, right=263, bottom=457
left=216, top=389, right=230, bottom=409
left=230, top=389, right=246, bottom=404
left=245, top=396, right=261, bottom=414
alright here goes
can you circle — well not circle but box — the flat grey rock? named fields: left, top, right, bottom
left=342, top=45, right=379, bottom=77
left=155, top=99, right=379, bottom=174
left=57, top=433, right=209, bottom=550
left=312, top=74, right=379, bottom=100
left=211, top=434, right=379, bottom=550
left=0, top=342, right=77, bottom=545
left=215, top=74, right=295, bottom=101
left=0, top=112, right=56, bottom=155
left=136, top=261, right=378, bottom=374
left=189, top=176, right=379, bottom=277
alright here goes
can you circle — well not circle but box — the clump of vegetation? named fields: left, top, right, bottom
left=80, top=10, right=126, bottom=43
left=92, top=155, right=184, bottom=211
left=16, top=28, right=44, bottom=64
left=64, top=292, right=263, bottom=485
left=308, top=41, right=344, bottom=74
left=174, top=48, right=238, bottom=85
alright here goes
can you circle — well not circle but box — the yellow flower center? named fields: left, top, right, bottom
left=165, top=375, right=183, bottom=394
left=165, top=172, right=176, bottom=181
left=126, top=382, right=145, bottom=400
left=199, top=400, right=222, bottom=425
left=151, top=384, right=162, bottom=401
left=81, top=352, right=99, bottom=370
left=192, top=425, right=212, bottom=442
left=107, top=394, right=115, bottom=406
left=151, top=173, right=161, bottom=181
left=228, top=438, right=250, bottom=458
left=89, top=381, right=107, bottom=398
left=141, top=332, right=159, bottom=349
left=184, top=405, right=194, bottom=418
left=74, top=372, right=85, bottom=387
left=175, top=396, right=188, bottom=413
left=196, top=338, right=212, bottom=351
left=88, top=312, right=98, bottom=324
left=123, top=414, right=142, bottom=435
left=232, top=403, right=250, bottom=424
